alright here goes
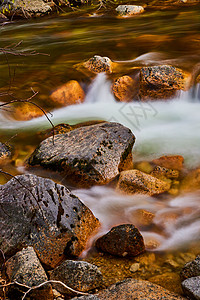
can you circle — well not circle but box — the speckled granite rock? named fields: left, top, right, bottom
left=139, top=65, right=190, bottom=100
left=28, top=122, right=135, bottom=187
left=83, top=56, right=112, bottom=74
left=181, top=276, right=200, bottom=300
left=0, top=142, right=11, bottom=164
left=71, top=278, right=187, bottom=299
left=116, top=5, right=144, bottom=17
left=117, top=169, right=170, bottom=195
left=49, top=260, right=103, bottom=295
left=5, top=247, right=53, bottom=300
left=180, top=255, right=200, bottom=281
left=95, top=224, right=145, bottom=257
left=0, top=174, right=100, bottom=268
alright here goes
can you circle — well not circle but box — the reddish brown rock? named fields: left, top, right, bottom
left=50, top=80, right=85, bottom=106
left=112, top=76, right=137, bottom=102
left=152, top=155, right=184, bottom=171
left=0, top=174, right=100, bottom=268
left=71, top=278, right=187, bottom=299
left=83, top=55, right=112, bottom=74
left=117, top=169, right=171, bottom=196
left=139, top=65, right=190, bottom=100
left=95, top=224, right=145, bottom=257
left=5, top=247, right=53, bottom=300
left=28, top=122, right=135, bottom=187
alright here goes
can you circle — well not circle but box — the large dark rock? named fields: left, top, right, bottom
left=139, top=65, right=190, bottom=100
left=95, top=224, right=145, bottom=257
left=5, top=246, right=53, bottom=300
left=181, top=276, right=200, bottom=300
left=71, top=278, right=187, bottom=299
left=180, top=255, right=200, bottom=281
left=49, top=260, right=103, bottom=295
left=28, top=122, right=135, bottom=187
left=0, top=174, right=100, bottom=268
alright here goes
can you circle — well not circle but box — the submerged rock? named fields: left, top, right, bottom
left=139, top=65, right=190, bottom=100
left=5, top=247, right=53, bottom=300
left=180, top=168, right=200, bottom=192
left=117, top=169, right=170, bottom=196
left=71, top=278, right=187, bottom=299
left=152, top=155, right=184, bottom=171
left=13, top=102, right=44, bottom=121
left=116, top=5, right=144, bottom=17
left=0, top=174, right=100, bottom=268
left=28, top=122, right=135, bottom=187
left=0, top=142, right=12, bottom=164
left=50, top=80, right=85, bottom=106
left=49, top=260, right=103, bottom=295
left=1, top=0, right=51, bottom=18
left=95, top=224, right=145, bottom=257
left=180, top=255, right=200, bottom=281
left=112, top=75, right=137, bottom=102
left=83, top=55, right=112, bottom=74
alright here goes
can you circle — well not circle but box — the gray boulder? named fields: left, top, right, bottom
left=5, top=246, right=53, bottom=300
left=182, top=276, right=200, bottom=300
left=49, top=260, right=103, bottom=295
left=0, top=174, right=100, bottom=268
left=180, top=255, right=200, bottom=281
left=28, top=122, right=135, bottom=187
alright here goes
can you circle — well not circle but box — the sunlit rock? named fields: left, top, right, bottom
left=112, top=75, right=138, bottom=102
left=116, top=5, right=144, bottom=17
left=50, top=80, right=85, bottom=106
left=5, top=247, right=53, bottom=300
left=139, top=65, right=191, bottom=100
left=49, top=260, right=103, bottom=295
left=117, top=169, right=171, bottom=196
left=28, top=122, right=135, bottom=187
left=13, top=102, right=44, bottom=121
left=150, top=166, right=179, bottom=179
left=0, top=174, right=100, bottom=268
left=95, top=224, right=145, bottom=257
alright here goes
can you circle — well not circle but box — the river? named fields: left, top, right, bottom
left=0, top=1, right=200, bottom=285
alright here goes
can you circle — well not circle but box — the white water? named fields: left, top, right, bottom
left=1, top=73, right=200, bottom=167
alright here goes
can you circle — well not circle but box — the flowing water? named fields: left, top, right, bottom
left=1, top=2, right=200, bottom=278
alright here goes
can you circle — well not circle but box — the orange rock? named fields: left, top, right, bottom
left=112, top=76, right=137, bottom=102
left=180, top=168, right=200, bottom=192
left=129, top=209, right=154, bottom=227
left=13, top=102, right=43, bottom=120
left=152, top=155, right=184, bottom=171
left=50, top=80, right=85, bottom=106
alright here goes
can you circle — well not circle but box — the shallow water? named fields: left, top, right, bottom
left=0, top=3, right=200, bottom=258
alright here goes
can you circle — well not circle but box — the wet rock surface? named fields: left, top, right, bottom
left=152, top=155, right=184, bottom=171
left=83, top=55, right=112, bottom=74
left=95, top=224, right=145, bottom=257
left=117, top=169, right=171, bottom=195
left=49, top=260, right=103, bottom=295
left=5, top=246, right=53, bottom=300
left=50, top=80, right=85, bottom=107
left=71, top=278, right=187, bottom=299
left=139, top=65, right=190, bottom=100
left=115, top=5, right=144, bottom=17
left=0, top=142, right=12, bottom=164
left=180, top=168, right=200, bottom=192
left=28, top=122, right=135, bottom=187
left=181, top=276, right=200, bottom=300
left=180, top=255, right=200, bottom=281
left=0, top=174, right=100, bottom=268
left=112, top=75, right=137, bottom=102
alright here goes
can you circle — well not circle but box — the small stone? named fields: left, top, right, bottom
left=117, top=169, right=171, bottom=196
left=0, top=142, right=12, bottom=164
left=151, top=166, right=179, bottom=179
left=49, top=260, right=103, bottom=295
left=152, top=155, right=184, bottom=171
left=112, top=76, right=137, bottom=102
left=83, top=55, right=112, bottom=74
left=129, top=209, right=154, bottom=227
left=5, top=246, right=53, bottom=300
left=50, top=80, right=85, bottom=106
left=95, top=224, right=145, bottom=257
left=116, top=5, right=144, bottom=17
left=130, top=263, right=140, bottom=273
